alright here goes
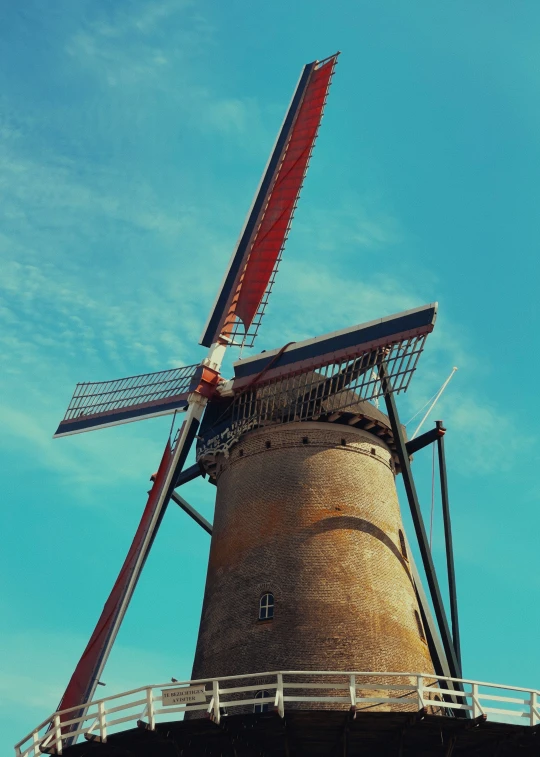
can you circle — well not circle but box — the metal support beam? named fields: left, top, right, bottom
left=175, top=463, right=204, bottom=488
left=406, top=532, right=452, bottom=680
left=171, top=491, right=213, bottom=535
left=436, top=419, right=462, bottom=671
left=379, top=363, right=462, bottom=682
left=405, top=532, right=464, bottom=712
left=405, top=425, right=445, bottom=456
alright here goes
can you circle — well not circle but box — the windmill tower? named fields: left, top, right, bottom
left=190, top=345, right=437, bottom=697
left=15, top=53, right=540, bottom=757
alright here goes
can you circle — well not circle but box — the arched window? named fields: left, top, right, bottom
left=259, top=593, right=274, bottom=620
left=254, top=690, right=271, bottom=713
left=414, top=610, right=426, bottom=642
left=398, top=529, right=408, bottom=560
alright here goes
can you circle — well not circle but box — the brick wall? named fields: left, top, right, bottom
left=191, top=421, right=434, bottom=710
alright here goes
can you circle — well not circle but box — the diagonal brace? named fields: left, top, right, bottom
left=379, top=363, right=462, bottom=681
left=171, top=491, right=213, bottom=535
left=175, top=463, right=204, bottom=488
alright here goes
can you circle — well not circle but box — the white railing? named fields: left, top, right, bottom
left=15, top=670, right=540, bottom=756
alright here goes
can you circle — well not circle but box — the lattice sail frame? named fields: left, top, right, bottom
left=224, top=57, right=338, bottom=348
left=198, top=334, right=426, bottom=459
left=224, top=244, right=284, bottom=348
left=55, top=364, right=198, bottom=437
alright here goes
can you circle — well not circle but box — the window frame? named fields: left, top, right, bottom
left=398, top=529, right=408, bottom=560
left=414, top=609, right=427, bottom=642
left=258, top=592, right=274, bottom=621
left=254, top=689, right=271, bottom=713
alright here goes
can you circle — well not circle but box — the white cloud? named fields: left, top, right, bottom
left=62, top=1, right=270, bottom=147
left=65, top=1, right=205, bottom=87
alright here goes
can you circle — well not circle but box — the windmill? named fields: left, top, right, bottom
left=21, top=52, right=539, bottom=757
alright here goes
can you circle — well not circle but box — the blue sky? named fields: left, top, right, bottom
left=2, top=0, right=540, bottom=750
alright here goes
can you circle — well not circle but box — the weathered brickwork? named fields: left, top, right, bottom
left=191, top=421, right=434, bottom=711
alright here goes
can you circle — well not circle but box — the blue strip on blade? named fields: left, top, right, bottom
left=200, top=62, right=315, bottom=348
left=55, top=397, right=189, bottom=436
left=234, top=305, right=436, bottom=381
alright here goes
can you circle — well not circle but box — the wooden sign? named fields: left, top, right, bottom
left=161, top=685, right=207, bottom=706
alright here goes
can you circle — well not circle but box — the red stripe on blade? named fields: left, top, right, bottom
left=231, top=56, right=337, bottom=333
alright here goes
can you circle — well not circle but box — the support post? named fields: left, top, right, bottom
left=530, top=691, right=538, bottom=727
left=53, top=715, right=63, bottom=755
left=349, top=674, right=357, bottom=709
left=31, top=731, right=41, bottom=757
left=146, top=688, right=155, bottom=730
left=417, top=675, right=424, bottom=711
left=471, top=683, right=483, bottom=719
left=436, top=420, right=462, bottom=671
left=276, top=673, right=285, bottom=718
left=97, top=700, right=107, bottom=742
left=212, top=680, right=221, bottom=724
left=379, top=363, right=462, bottom=681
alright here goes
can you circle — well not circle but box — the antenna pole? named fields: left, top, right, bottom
left=436, top=419, right=462, bottom=670
left=379, top=362, right=464, bottom=686
left=411, top=367, right=457, bottom=439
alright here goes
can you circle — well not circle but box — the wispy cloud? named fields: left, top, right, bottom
left=63, top=1, right=269, bottom=145
left=294, top=199, right=403, bottom=253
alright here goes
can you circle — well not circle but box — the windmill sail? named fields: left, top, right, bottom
left=54, top=364, right=200, bottom=437
left=54, top=440, right=173, bottom=737
left=232, top=303, right=438, bottom=391
left=54, top=413, right=201, bottom=742
left=200, top=53, right=339, bottom=349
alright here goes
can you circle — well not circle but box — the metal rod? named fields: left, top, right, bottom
left=171, top=491, right=213, bottom=536
left=174, top=463, right=203, bottom=488
left=379, top=363, right=463, bottom=682
left=436, top=420, right=462, bottom=670
left=411, top=367, right=457, bottom=439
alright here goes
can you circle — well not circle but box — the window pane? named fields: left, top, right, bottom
left=259, top=593, right=274, bottom=620
left=254, top=690, right=270, bottom=713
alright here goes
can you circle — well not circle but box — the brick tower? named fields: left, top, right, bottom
left=192, top=403, right=435, bottom=699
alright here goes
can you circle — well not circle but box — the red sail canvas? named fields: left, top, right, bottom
left=200, top=54, right=339, bottom=348
left=233, top=56, right=338, bottom=333
left=54, top=440, right=173, bottom=731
